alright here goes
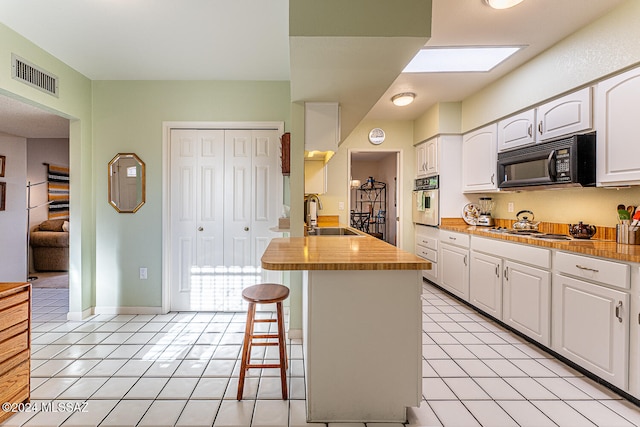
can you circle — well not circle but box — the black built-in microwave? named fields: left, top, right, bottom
left=497, top=132, right=596, bottom=190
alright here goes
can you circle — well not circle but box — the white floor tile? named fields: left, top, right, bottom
left=90, top=377, right=137, bottom=399
left=565, top=376, right=624, bottom=400
left=31, top=377, right=78, bottom=399
left=503, top=377, right=557, bottom=400
left=31, top=359, right=74, bottom=378
left=534, top=377, right=592, bottom=400
left=204, top=359, right=237, bottom=377
left=455, top=359, right=497, bottom=378
left=57, top=377, right=108, bottom=399
left=289, top=377, right=306, bottom=400
left=123, top=377, right=169, bottom=399
left=157, top=377, right=199, bottom=399
left=191, top=377, right=230, bottom=399
left=463, top=400, right=518, bottom=427
left=482, top=359, right=526, bottom=377
left=105, top=344, right=144, bottom=359
left=566, top=400, right=636, bottom=427
left=531, top=400, right=597, bottom=427
left=497, top=400, right=556, bottom=427
left=55, top=359, right=100, bottom=377
left=98, top=399, right=153, bottom=427
left=257, top=377, right=287, bottom=400
left=213, top=400, right=255, bottom=427
left=174, top=359, right=208, bottom=377
left=474, top=378, right=524, bottom=400
left=137, top=399, right=187, bottom=427
left=509, top=359, right=558, bottom=377
left=421, top=378, right=457, bottom=400
left=429, top=400, right=481, bottom=427
left=143, top=360, right=182, bottom=377
left=112, top=359, right=153, bottom=377
left=252, top=400, right=289, bottom=427
left=440, top=344, right=477, bottom=359
left=175, top=399, right=221, bottom=427
left=442, top=377, right=490, bottom=400
left=600, top=399, right=640, bottom=426
left=61, top=399, right=119, bottom=426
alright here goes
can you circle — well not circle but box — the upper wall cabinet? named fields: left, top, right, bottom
left=415, top=138, right=438, bottom=177
left=497, top=109, right=536, bottom=152
left=596, top=66, right=640, bottom=186
left=536, top=87, right=592, bottom=142
left=462, top=124, right=498, bottom=193
left=305, top=102, right=340, bottom=154
left=497, top=88, right=592, bottom=153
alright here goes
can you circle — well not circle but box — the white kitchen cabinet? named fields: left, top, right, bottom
left=415, top=224, right=439, bottom=284
left=470, top=252, right=502, bottom=319
left=415, top=137, right=439, bottom=177
left=439, top=231, right=470, bottom=301
left=596, top=66, right=640, bottom=186
left=552, top=273, right=629, bottom=390
left=305, top=102, right=340, bottom=153
left=503, top=261, right=551, bottom=346
left=462, top=124, right=497, bottom=193
left=497, top=109, right=536, bottom=152
left=536, top=87, right=592, bottom=142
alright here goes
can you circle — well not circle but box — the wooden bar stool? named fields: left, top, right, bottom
left=237, top=283, right=289, bottom=400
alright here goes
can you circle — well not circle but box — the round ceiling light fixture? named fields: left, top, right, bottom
left=391, top=92, right=416, bottom=107
left=483, top=0, right=524, bottom=9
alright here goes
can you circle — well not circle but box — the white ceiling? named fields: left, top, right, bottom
left=0, top=0, right=627, bottom=138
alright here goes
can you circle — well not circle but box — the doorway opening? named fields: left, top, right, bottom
left=348, top=150, right=400, bottom=246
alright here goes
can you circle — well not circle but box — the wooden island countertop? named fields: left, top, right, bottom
left=261, top=235, right=431, bottom=271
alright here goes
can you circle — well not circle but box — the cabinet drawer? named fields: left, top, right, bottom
left=0, top=301, right=29, bottom=333
left=0, top=331, right=29, bottom=364
left=416, top=234, right=438, bottom=251
left=440, top=230, right=470, bottom=249
left=415, top=245, right=437, bottom=263
left=0, top=320, right=28, bottom=345
left=0, top=289, right=28, bottom=312
left=0, top=349, right=29, bottom=378
left=472, top=236, right=551, bottom=269
left=0, top=359, right=29, bottom=410
left=555, top=251, right=629, bottom=290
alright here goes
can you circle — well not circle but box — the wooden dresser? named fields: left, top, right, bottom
left=0, top=283, right=31, bottom=423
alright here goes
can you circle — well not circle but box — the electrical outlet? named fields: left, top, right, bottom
left=338, top=201, right=345, bottom=210
left=139, top=267, right=148, bottom=280
left=507, top=202, right=514, bottom=213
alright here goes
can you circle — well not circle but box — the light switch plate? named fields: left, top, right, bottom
left=139, top=267, right=148, bottom=280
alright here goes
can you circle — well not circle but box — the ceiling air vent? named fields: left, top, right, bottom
left=11, top=54, right=59, bottom=97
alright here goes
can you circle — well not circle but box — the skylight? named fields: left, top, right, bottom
left=403, top=46, right=522, bottom=73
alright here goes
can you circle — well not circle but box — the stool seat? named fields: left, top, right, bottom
left=242, top=283, right=289, bottom=304
left=237, top=283, right=289, bottom=400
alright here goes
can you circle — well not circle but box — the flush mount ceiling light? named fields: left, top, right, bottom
left=391, top=92, right=415, bottom=106
left=403, top=46, right=523, bottom=73
left=484, top=0, right=524, bottom=9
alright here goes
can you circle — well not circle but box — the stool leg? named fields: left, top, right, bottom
left=276, top=301, right=288, bottom=400
left=237, top=301, right=256, bottom=400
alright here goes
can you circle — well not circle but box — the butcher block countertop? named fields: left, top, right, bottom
left=262, top=234, right=431, bottom=271
left=439, top=220, right=640, bottom=264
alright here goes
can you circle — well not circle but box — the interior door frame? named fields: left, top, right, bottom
left=347, top=148, right=402, bottom=248
left=161, top=121, right=284, bottom=313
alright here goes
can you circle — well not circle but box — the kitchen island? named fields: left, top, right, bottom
left=262, top=233, right=431, bottom=422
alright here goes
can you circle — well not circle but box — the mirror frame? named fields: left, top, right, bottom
left=108, top=153, right=146, bottom=213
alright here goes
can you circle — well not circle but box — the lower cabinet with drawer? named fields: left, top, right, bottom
left=0, top=283, right=31, bottom=424
left=439, top=231, right=470, bottom=301
left=415, top=225, right=439, bottom=284
left=552, top=252, right=630, bottom=391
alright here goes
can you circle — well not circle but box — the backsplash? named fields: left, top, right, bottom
left=471, top=186, right=640, bottom=228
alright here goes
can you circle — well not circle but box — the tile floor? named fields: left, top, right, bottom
left=2, top=284, right=640, bottom=426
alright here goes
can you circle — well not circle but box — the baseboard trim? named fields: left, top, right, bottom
left=94, top=306, right=164, bottom=315
left=288, top=328, right=302, bottom=340
left=67, top=307, right=93, bottom=321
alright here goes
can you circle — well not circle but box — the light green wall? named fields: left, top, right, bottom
left=413, top=102, right=462, bottom=144
left=92, top=80, right=291, bottom=309
left=0, top=23, right=94, bottom=316
left=322, top=119, right=415, bottom=252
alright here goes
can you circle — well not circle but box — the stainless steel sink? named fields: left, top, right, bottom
left=309, top=227, right=361, bottom=236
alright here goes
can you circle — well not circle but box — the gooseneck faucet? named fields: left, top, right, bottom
left=305, top=194, right=323, bottom=233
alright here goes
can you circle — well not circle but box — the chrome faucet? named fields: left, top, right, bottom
left=305, top=194, right=323, bottom=233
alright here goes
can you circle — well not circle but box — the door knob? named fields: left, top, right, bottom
left=198, top=227, right=204, bottom=231
left=244, top=227, right=250, bottom=231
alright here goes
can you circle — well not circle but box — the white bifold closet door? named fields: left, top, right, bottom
left=170, top=128, right=281, bottom=311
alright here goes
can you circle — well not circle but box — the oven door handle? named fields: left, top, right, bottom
left=547, top=149, right=557, bottom=181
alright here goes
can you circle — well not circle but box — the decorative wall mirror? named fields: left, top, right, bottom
left=108, top=153, right=146, bottom=213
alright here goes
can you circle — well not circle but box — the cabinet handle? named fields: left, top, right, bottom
left=576, top=264, right=599, bottom=273
left=528, top=124, right=533, bottom=137
left=198, top=227, right=204, bottom=231
left=449, top=236, right=457, bottom=241
left=615, top=301, right=623, bottom=323
left=504, top=266, right=509, bottom=280
left=464, top=255, right=467, bottom=266
left=495, top=265, right=500, bottom=278
left=538, top=121, right=543, bottom=135
left=490, top=173, right=495, bottom=185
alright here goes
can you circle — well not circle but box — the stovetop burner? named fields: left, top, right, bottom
left=484, top=228, right=572, bottom=240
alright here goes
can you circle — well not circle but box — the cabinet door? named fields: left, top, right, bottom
left=503, top=261, right=551, bottom=346
left=415, top=143, right=427, bottom=177
left=439, top=243, right=469, bottom=301
left=462, top=124, right=497, bottom=193
left=596, top=67, right=640, bottom=186
left=425, top=138, right=438, bottom=176
left=552, top=274, right=629, bottom=389
left=470, top=252, right=502, bottom=319
left=497, top=109, right=536, bottom=152
left=304, top=160, right=326, bottom=194
left=537, top=87, right=592, bottom=141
